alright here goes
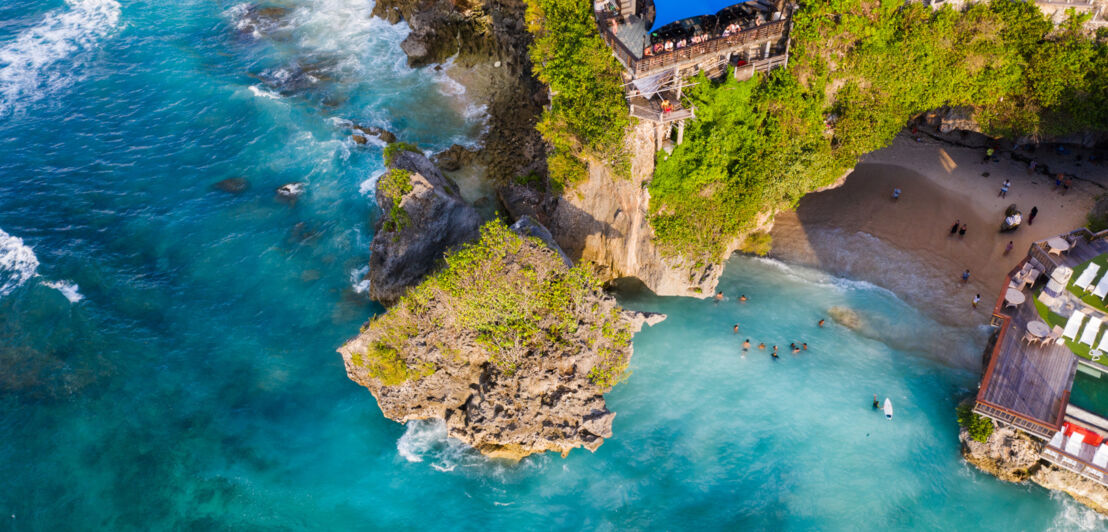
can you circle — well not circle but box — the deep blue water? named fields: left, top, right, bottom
left=1, top=1, right=1106, bottom=530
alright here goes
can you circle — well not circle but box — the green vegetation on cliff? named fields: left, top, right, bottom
left=350, top=221, right=633, bottom=387
left=377, top=168, right=413, bottom=234
left=525, top=0, right=630, bottom=187
left=650, top=0, right=1108, bottom=261
left=958, top=403, right=995, bottom=443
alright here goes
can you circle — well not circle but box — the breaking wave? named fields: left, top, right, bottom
left=0, top=0, right=122, bottom=116
left=0, top=228, right=39, bottom=297
left=43, top=280, right=83, bottom=303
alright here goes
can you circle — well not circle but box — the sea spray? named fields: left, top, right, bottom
left=0, top=0, right=122, bottom=116
left=43, top=280, right=83, bottom=303
left=0, top=229, right=38, bottom=297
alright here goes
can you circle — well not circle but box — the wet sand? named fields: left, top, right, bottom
left=771, top=133, right=1104, bottom=329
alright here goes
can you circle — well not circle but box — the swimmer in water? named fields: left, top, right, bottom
left=792, top=345, right=800, bottom=354
left=771, top=346, right=779, bottom=359
left=733, top=324, right=739, bottom=333
left=758, top=343, right=766, bottom=350
left=818, top=319, right=825, bottom=328
left=715, top=291, right=724, bottom=302
left=802, top=342, right=808, bottom=351
left=742, top=339, right=750, bottom=351
left=873, top=394, right=879, bottom=409
left=739, top=294, right=747, bottom=302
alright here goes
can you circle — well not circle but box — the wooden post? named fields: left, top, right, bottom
left=675, top=67, right=682, bottom=99
left=676, top=120, right=685, bottom=145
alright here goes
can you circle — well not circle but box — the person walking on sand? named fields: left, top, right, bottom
left=1004, top=241, right=1014, bottom=255
left=949, top=219, right=960, bottom=236
left=1029, top=206, right=1038, bottom=225
left=972, top=294, right=981, bottom=308
left=999, top=179, right=1011, bottom=197
left=984, top=147, right=994, bottom=163
left=891, top=188, right=901, bottom=201
left=962, top=269, right=970, bottom=284
left=959, top=224, right=967, bottom=238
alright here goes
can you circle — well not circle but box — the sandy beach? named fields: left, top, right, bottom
left=771, top=132, right=1106, bottom=334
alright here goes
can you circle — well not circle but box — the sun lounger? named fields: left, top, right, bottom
left=1094, top=275, right=1108, bottom=299
left=1064, top=311, right=1087, bottom=340
left=1095, top=332, right=1108, bottom=352
left=1080, top=317, right=1103, bottom=347
left=1094, top=444, right=1108, bottom=469
left=1075, top=264, right=1101, bottom=292
left=1066, top=433, right=1086, bottom=456
left=1050, top=431, right=1065, bottom=449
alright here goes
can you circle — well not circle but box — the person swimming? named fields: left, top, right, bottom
left=792, top=345, right=800, bottom=354
left=742, top=339, right=750, bottom=351
left=714, top=291, right=724, bottom=302
left=802, top=343, right=808, bottom=351
left=758, top=342, right=765, bottom=350
left=739, top=294, right=747, bottom=302
left=818, top=319, right=825, bottom=328
left=771, top=345, right=779, bottom=359
left=872, top=394, right=879, bottom=409
left=733, top=324, right=739, bottom=333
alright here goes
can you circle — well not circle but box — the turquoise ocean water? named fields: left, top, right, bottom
left=1, top=0, right=1106, bottom=529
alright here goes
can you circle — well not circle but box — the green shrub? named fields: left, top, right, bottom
left=377, top=169, right=413, bottom=234
left=525, top=0, right=630, bottom=189
left=957, top=403, right=995, bottom=443
left=739, top=231, right=773, bottom=256
left=383, top=142, right=421, bottom=165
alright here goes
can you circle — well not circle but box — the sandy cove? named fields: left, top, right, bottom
left=771, top=133, right=1105, bottom=355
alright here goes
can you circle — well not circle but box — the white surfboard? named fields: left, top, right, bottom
left=884, top=398, right=893, bottom=420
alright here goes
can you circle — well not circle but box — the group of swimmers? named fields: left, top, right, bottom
left=724, top=292, right=822, bottom=359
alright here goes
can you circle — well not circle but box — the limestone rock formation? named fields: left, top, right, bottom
left=961, top=425, right=1108, bottom=515
left=501, top=121, right=737, bottom=297
left=366, top=150, right=481, bottom=304
left=340, top=220, right=666, bottom=460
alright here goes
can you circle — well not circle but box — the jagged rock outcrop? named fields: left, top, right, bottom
left=340, top=220, right=666, bottom=460
left=366, top=150, right=481, bottom=304
left=961, top=425, right=1108, bottom=515
left=501, top=121, right=737, bottom=297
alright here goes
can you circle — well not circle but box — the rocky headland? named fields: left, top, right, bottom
left=340, top=217, right=665, bottom=460
left=961, top=425, right=1108, bottom=515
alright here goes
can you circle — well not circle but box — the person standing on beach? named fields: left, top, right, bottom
left=1004, top=241, right=1014, bottom=255
left=962, top=269, right=971, bottom=284
left=972, top=294, right=981, bottom=308
left=950, top=219, right=960, bottom=236
left=959, top=224, right=967, bottom=238
left=999, top=179, right=1011, bottom=197
left=984, top=148, right=994, bottom=163
left=892, top=188, right=901, bottom=200
left=1029, top=206, right=1038, bottom=225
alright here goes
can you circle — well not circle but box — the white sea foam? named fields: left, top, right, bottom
left=0, top=0, right=122, bottom=116
left=1046, top=491, right=1108, bottom=531
left=0, top=229, right=39, bottom=297
left=43, top=280, right=83, bottom=303
left=359, top=170, right=383, bottom=197
left=349, top=265, right=370, bottom=294
left=248, top=85, right=283, bottom=101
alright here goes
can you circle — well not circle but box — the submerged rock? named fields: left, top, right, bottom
left=340, top=220, right=663, bottom=460
left=828, top=306, right=863, bottom=330
left=352, top=124, right=397, bottom=144
left=366, top=150, right=480, bottom=304
left=432, top=144, right=478, bottom=172
left=213, top=177, right=250, bottom=194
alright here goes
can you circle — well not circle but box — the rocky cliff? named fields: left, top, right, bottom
left=960, top=425, right=1108, bottom=515
left=500, top=121, right=740, bottom=297
left=340, top=219, right=665, bottom=460
left=366, top=149, right=481, bottom=304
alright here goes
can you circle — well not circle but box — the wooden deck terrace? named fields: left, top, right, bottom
left=629, top=94, right=694, bottom=123
left=597, top=15, right=788, bottom=79
left=975, top=230, right=1108, bottom=439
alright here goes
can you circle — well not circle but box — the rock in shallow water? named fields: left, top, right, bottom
left=213, top=177, right=250, bottom=194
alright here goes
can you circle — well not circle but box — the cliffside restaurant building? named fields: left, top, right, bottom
left=974, top=228, right=1108, bottom=486
left=594, top=0, right=793, bottom=146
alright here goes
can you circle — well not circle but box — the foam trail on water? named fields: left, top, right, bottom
left=349, top=265, right=370, bottom=294
left=0, top=229, right=39, bottom=297
left=248, top=85, right=283, bottom=101
left=0, top=0, right=122, bottom=116
left=43, top=280, right=83, bottom=303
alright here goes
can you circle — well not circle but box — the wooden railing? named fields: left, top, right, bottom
left=1042, top=442, right=1108, bottom=486
left=630, top=103, right=693, bottom=123
left=598, top=18, right=788, bottom=78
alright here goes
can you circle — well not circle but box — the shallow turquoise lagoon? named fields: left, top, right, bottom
left=0, top=0, right=1105, bottom=529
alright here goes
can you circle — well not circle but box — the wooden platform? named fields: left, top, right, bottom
left=976, top=233, right=1108, bottom=438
